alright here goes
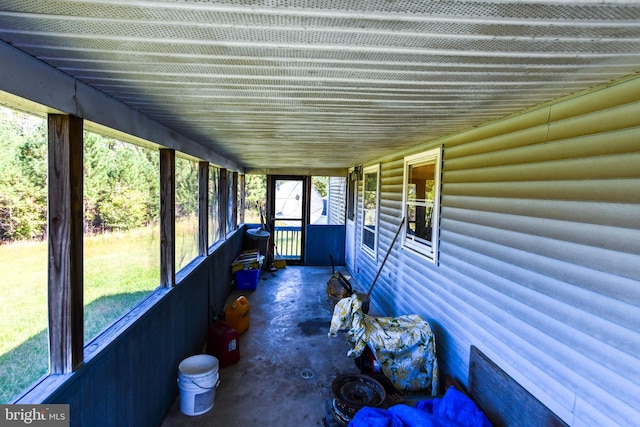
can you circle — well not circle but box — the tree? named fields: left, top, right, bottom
left=312, top=176, right=328, bottom=197
left=83, top=132, right=159, bottom=232
left=244, top=174, right=266, bottom=222
left=175, top=157, right=198, bottom=218
left=0, top=108, right=47, bottom=241
left=1, top=108, right=163, bottom=241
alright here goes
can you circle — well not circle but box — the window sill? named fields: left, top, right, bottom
left=402, top=243, right=437, bottom=264
left=361, top=245, right=377, bottom=260
left=13, top=286, right=173, bottom=404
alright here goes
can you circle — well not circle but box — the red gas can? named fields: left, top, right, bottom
left=206, top=320, right=240, bottom=368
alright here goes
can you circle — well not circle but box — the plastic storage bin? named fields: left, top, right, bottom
left=206, top=320, right=240, bottom=368
left=231, top=249, right=263, bottom=273
left=236, top=269, right=259, bottom=290
left=224, top=296, right=250, bottom=335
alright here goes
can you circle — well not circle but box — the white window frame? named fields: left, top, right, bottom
left=361, top=163, right=380, bottom=258
left=402, top=147, right=442, bottom=262
left=346, top=167, right=358, bottom=223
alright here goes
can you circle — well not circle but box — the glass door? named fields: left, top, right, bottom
left=268, top=176, right=308, bottom=264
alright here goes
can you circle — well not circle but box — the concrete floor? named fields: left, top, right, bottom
left=162, top=265, right=367, bottom=427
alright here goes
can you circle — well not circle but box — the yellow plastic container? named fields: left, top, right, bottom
left=224, top=296, right=250, bottom=335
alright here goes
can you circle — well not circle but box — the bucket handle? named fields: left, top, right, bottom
left=190, top=378, right=220, bottom=390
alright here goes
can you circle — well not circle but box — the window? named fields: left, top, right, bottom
left=208, top=165, right=221, bottom=248
left=175, top=155, right=199, bottom=271
left=226, top=170, right=236, bottom=233
left=238, top=174, right=245, bottom=225
left=310, top=176, right=346, bottom=225
left=243, top=174, right=266, bottom=225
left=403, top=148, right=442, bottom=261
left=84, top=132, right=160, bottom=342
left=0, top=107, right=49, bottom=403
left=362, top=164, right=380, bottom=256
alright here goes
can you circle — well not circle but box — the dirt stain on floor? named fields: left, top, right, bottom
left=298, top=317, right=331, bottom=336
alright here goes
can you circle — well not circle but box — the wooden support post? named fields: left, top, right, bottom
left=160, top=149, right=175, bottom=288
left=198, top=161, right=209, bottom=256
left=219, top=168, right=228, bottom=237
left=47, top=114, right=84, bottom=374
left=211, top=167, right=220, bottom=241
left=232, top=171, right=238, bottom=230
left=238, top=173, right=245, bottom=225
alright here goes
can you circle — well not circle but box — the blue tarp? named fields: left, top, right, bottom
left=349, top=386, right=493, bottom=427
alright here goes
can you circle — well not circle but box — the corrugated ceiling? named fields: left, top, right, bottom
left=1, top=0, right=639, bottom=172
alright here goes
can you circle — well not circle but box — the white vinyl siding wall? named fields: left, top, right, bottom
left=328, top=176, right=346, bottom=225
left=349, top=76, right=640, bottom=427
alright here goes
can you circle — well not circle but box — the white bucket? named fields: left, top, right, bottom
left=177, top=354, right=220, bottom=416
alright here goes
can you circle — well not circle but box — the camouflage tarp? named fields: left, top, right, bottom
left=329, top=294, right=439, bottom=394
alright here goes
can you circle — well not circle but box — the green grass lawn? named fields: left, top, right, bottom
left=0, top=220, right=198, bottom=403
left=82, top=226, right=161, bottom=341
left=0, top=240, right=49, bottom=404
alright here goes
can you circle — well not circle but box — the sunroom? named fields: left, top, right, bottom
left=0, top=2, right=639, bottom=426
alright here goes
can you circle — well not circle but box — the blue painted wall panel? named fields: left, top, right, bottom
left=42, top=229, right=244, bottom=427
left=304, top=224, right=346, bottom=266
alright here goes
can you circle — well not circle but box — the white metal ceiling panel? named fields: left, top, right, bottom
left=1, top=0, right=639, bottom=170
